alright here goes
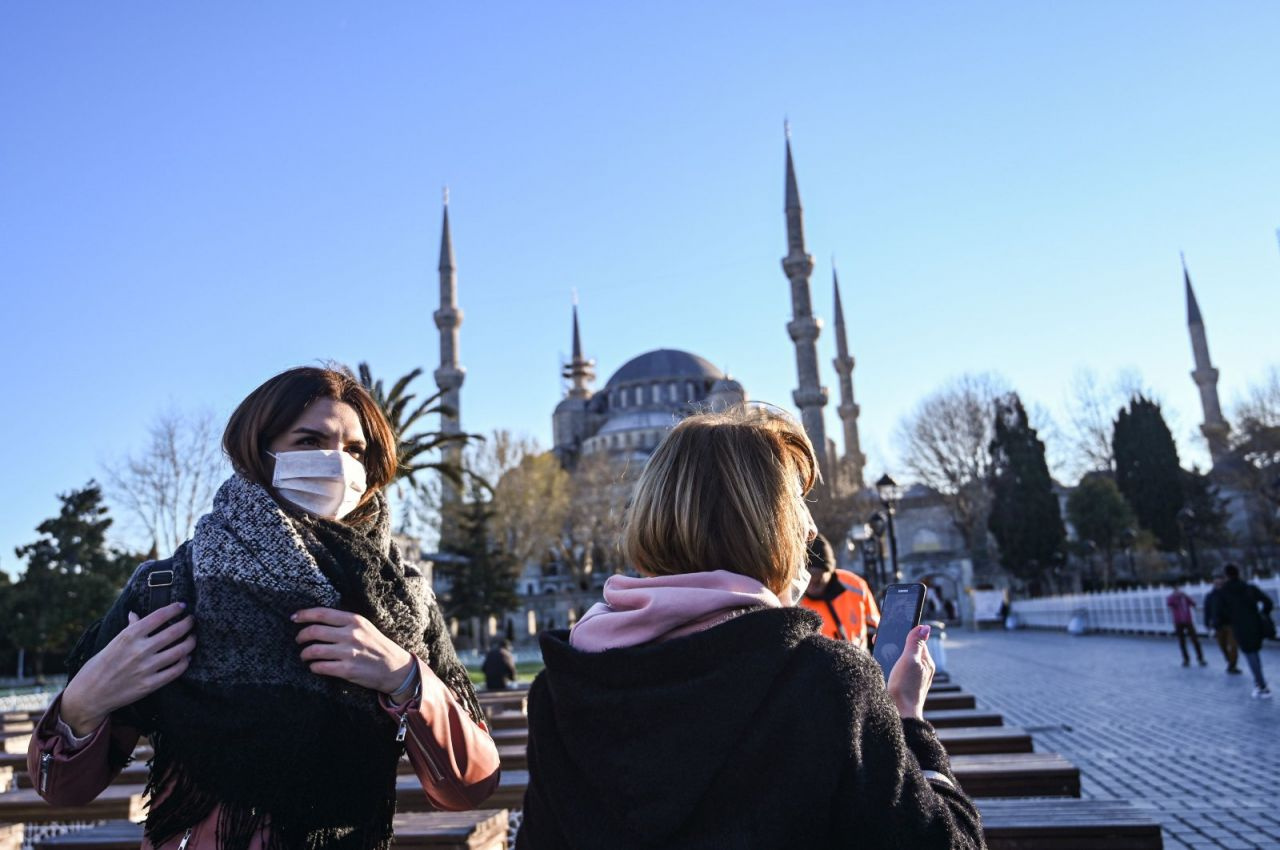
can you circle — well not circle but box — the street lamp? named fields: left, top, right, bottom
left=1120, top=528, right=1137, bottom=577
left=859, top=537, right=882, bottom=592
left=1177, top=507, right=1201, bottom=579
left=875, top=474, right=903, bottom=581
left=868, top=511, right=888, bottom=591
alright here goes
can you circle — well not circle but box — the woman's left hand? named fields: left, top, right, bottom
left=293, top=607, right=414, bottom=694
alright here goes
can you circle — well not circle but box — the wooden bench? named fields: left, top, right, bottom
left=0, top=822, right=19, bottom=850
left=394, top=810, right=509, bottom=849
left=977, top=798, right=1163, bottom=849
left=922, top=691, right=977, bottom=711
left=0, top=733, right=31, bottom=756
left=487, top=712, right=529, bottom=732
left=490, top=725, right=1032, bottom=771
left=397, top=772, right=525, bottom=812
left=28, top=811, right=511, bottom=850
left=950, top=753, right=1080, bottom=798
left=28, top=822, right=141, bottom=850
left=935, top=726, right=1033, bottom=756
left=0, top=784, right=147, bottom=825
left=923, top=709, right=1003, bottom=728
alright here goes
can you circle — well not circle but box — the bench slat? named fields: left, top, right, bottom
left=0, top=784, right=146, bottom=825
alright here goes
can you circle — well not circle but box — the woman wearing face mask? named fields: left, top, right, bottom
left=517, top=406, right=984, bottom=849
left=29, top=366, right=500, bottom=850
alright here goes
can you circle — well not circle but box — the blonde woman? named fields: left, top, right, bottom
left=517, top=407, right=983, bottom=849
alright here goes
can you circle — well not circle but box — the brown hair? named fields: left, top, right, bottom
left=223, top=366, right=398, bottom=524
left=622, top=406, right=819, bottom=596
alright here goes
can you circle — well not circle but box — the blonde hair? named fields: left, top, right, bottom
left=622, top=406, right=819, bottom=595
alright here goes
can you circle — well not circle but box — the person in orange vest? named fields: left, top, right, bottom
left=800, top=534, right=880, bottom=650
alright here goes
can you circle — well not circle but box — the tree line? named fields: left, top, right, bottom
left=895, top=367, right=1279, bottom=595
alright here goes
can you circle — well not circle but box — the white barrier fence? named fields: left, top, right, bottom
left=1010, top=577, right=1280, bottom=635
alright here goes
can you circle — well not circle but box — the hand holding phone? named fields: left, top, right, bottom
left=871, top=583, right=927, bottom=680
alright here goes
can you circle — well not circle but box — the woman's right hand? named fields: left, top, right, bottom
left=886, top=624, right=935, bottom=721
left=60, top=603, right=196, bottom=737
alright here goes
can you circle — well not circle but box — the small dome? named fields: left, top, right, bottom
left=709, top=376, right=744, bottom=394
left=604, top=349, right=723, bottom=388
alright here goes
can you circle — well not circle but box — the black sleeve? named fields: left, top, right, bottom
left=1254, top=586, right=1274, bottom=616
left=835, top=683, right=985, bottom=849
left=421, top=598, right=486, bottom=727
left=515, top=675, right=570, bottom=850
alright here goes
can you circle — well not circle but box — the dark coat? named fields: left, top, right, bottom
left=1219, top=578, right=1275, bottom=652
left=517, top=607, right=984, bottom=849
left=1203, top=588, right=1223, bottom=630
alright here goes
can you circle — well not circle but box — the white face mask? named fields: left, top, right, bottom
left=269, top=449, right=367, bottom=520
left=787, top=563, right=812, bottom=607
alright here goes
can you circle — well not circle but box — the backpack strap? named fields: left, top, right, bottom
left=823, top=598, right=850, bottom=641
left=132, top=542, right=191, bottom=618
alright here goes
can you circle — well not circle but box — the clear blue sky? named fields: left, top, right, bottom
left=2, top=2, right=1278, bottom=572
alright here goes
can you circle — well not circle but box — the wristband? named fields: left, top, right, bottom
left=388, top=662, right=420, bottom=704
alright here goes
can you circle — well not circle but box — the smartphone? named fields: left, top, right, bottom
left=871, top=583, right=927, bottom=680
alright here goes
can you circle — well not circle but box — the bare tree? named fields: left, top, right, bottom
left=1224, top=366, right=1280, bottom=566
left=559, top=452, right=634, bottom=585
left=1235, top=366, right=1280, bottom=428
left=105, top=409, right=227, bottom=554
left=471, top=431, right=574, bottom=568
left=894, top=373, right=1007, bottom=562
left=1062, top=369, right=1118, bottom=478
left=1059, top=367, right=1151, bottom=482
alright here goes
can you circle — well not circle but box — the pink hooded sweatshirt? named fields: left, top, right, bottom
left=571, top=570, right=784, bottom=652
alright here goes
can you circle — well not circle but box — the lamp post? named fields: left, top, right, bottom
left=1120, top=528, right=1137, bottom=577
left=875, top=474, right=903, bottom=581
left=868, top=511, right=889, bottom=591
left=859, top=537, right=882, bottom=594
left=1177, top=507, right=1201, bottom=579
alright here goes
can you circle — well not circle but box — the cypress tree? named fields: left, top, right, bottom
left=1066, top=473, right=1137, bottom=589
left=438, top=484, right=519, bottom=645
left=9, top=482, right=139, bottom=676
left=1112, top=396, right=1184, bottom=550
left=987, top=393, right=1066, bottom=590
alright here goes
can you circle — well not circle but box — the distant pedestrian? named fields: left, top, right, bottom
left=1203, top=575, right=1241, bottom=674
left=800, top=534, right=880, bottom=650
left=482, top=639, right=518, bottom=690
left=1219, top=564, right=1274, bottom=698
left=1166, top=584, right=1206, bottom=667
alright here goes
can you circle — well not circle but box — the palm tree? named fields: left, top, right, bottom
left=356, top=362, right=481, bottom=492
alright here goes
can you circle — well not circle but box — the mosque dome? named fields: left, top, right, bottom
left=709, top=376, right=744, bottom=395
left=604, top=349, right=723, bottom=388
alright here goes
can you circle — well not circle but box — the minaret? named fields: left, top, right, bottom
left=781, top=127, right=831, bottom=484
left=1183, top=255, right=1230, bottom=465
left=433, top=190, right=465, bottom=535
left=552, top=300, right=595, bottom=468
left=831, top=267, right=866, bottom=490
left=563, top=302, right=595, bottom=399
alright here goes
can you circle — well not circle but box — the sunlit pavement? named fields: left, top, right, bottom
left=943, top=627, right=1280, bottom=850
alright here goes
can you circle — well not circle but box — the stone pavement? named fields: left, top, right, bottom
left=944, top=628, right=1280, bottom=850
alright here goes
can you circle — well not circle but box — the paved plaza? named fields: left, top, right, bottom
left=944, top=628, right=1280, bottom=849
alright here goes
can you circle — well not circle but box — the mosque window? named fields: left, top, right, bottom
left=668, top=382, right=678, bottom=401
left=651, top=384, right=661, bottom=404
left=686, top=382, right=696, bottom=400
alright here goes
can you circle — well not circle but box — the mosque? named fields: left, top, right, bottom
left=427, top=131, right=1242, bottom=641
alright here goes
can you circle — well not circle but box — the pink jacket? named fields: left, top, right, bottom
left=28, top=656, right=501, bottom=849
